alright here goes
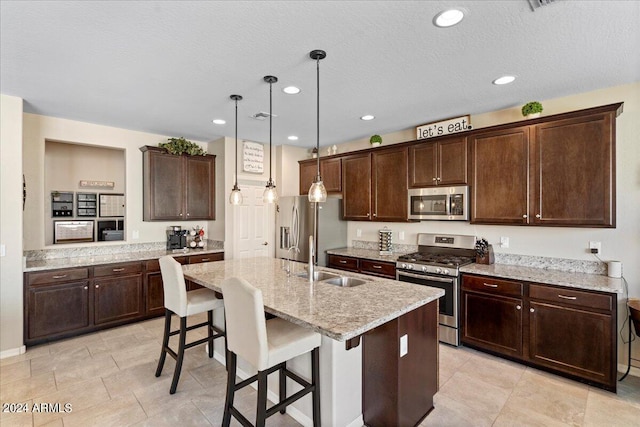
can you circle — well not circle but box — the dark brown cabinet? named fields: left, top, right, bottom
left=27, top=281, right=90, bottom=340
left=461, top=273, right=617, bottom=391
left=408, top=136, right=467, bottom=187
left=141, top=146, right=216, bottom=221
left=299, top=157, right=342, bottom=195
left=144, top=256, right=187, bottom=317
left=342, top=147, right=408, bottom=222
left=94, top=274, right=144, bottom=325
left=327, top=254, right=396, bottom=279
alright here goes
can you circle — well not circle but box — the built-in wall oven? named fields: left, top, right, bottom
left=396, top=233, right=476, bottom=346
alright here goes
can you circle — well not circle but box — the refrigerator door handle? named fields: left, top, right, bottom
left=292, top=204, right=299, bottom=249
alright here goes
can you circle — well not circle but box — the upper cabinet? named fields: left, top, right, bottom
left=342, top=147, right=408, bottom=222
left=141, top=146, right=216, bottom=221
left=470, top=103, right=621, bottom=227
left=299, top=157, right=342, bottom=195
left=408, top=136, right=467, bottom=187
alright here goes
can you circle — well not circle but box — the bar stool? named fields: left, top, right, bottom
left=221, top=277, right=321, bottom=427
left=155, top=255, right=225, bottom=394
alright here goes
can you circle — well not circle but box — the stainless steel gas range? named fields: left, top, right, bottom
left=396, top=233, right=476, bottom=346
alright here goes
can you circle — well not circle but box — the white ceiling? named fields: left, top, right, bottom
left=1, top=1, right=639, bottom=148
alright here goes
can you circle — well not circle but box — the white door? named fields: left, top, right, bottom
left=233, top=185, right=275, bottom=259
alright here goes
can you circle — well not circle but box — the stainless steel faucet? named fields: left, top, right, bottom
left=285, top=245, right=299, bottom=277
left=308, top=235, right=314, bottom=282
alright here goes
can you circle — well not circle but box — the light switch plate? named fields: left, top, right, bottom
left=0, top=244, right=5, bottom=257
left=400, top=334, right=408, bottom=357
left=356, top=229, right=362, bottom=237
left=399, top=231, right=405, bottom=241
left=500, top=236, right=509, bottom=248
left=132, top=230, right=139, bottom=239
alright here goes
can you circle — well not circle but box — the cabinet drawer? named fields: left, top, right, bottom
left=328, top=255, right=359, bottom=272
left=188, top=253, right=224, bottom=264
left=360, top=259, right=396, bottom=278
left=145, top=256, right=186, bottom=272
left=463, top=275, right=523, bottom=297
left=27, top=268, right=89, bottom=286
left=94, top=262, right=142, bottom=277
left=530, top=284, right=612, bottom=312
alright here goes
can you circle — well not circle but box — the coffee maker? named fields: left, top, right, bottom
left=167, top=226, right=187, bottom=250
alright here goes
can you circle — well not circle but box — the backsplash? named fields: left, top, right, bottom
left=25, top=239, right=224, bottom=261
left=352, top=240, right=606, bottom=275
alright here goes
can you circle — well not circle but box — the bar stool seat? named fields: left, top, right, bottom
left=155, top=255, right=225, bottom=394
left=221, top=277, right=321, bottom=427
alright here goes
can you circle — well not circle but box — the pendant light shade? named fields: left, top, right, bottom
left=308, top=49, right=327, bottom=203
left=263, top=75, right=278, bottom=203
left=229, top=94, right=243, bottom=205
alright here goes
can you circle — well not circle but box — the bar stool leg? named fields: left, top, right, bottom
left=155, top=309, right=172, bottom=377
left=169, top=316, right=187, bottom=394
left=256, top=370, right=268, bottom=427
left=279, top=362, right=287, bottom=414
left=207, top=310, right=214, bottom=358
left=620, top=315, right=633, bottom=381
left=222, top=351, right=237, bottom=427
left=311, top=347, right=321, bottom=427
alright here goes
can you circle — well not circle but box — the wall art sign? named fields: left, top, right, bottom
left=416, top=115, right=471, bottom=140
left=243, top=141, right=264, bottom=174
left=79, top=180, right=115, bottom=189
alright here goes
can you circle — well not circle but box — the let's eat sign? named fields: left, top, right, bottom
left=416, top=115, right=471, bottom=140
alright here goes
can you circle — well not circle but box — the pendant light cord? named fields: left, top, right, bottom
left=316, top=56, right=321, bottom=181
left=235, top=97, right=238, bottom=185
left=269, top=79, right=273, bottom=182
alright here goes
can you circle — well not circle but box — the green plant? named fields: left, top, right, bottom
left=369, top=134, right=382, bottom=144
left=521, top=101, right=543, bottom=116
left=159, top=137, right=206, bottom=156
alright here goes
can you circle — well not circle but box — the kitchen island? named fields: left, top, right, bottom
left=183, top=256, right=444, bottom=427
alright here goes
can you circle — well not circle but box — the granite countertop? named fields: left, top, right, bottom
left=460, top=263, right=624, bottom=294
left=326, top=247, right=401, bottom=263
left=183, top=257, right=444, bottom=341
left=24, top=248, right=225, bottom=272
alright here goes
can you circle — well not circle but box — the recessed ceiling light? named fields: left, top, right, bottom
left=361, top=115, right=375, bottom=121
left=433, top=9, right=465, bottom=28
left=492, top=75, right=516, bottom=85
left=212, top=119, right=226, bottom=125
left=283, top=86, right=301, bottom=95
left=288, top=135, right=299, bottom=141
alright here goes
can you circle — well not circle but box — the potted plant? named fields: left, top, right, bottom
left=370, top=134, right=382, bottom=147
left=475, top=238, right=495, bottom=265
left=521, top=101, right=543, bottom=119
left=159, top=137, right=206, bottom=156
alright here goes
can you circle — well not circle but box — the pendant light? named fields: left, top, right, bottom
left=263, top=75, right=278, bottom=203
left=229, top=94, right=243, bottom=205
left=308, top=50, right=327, bottom=203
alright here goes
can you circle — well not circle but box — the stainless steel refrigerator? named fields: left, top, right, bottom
left=275, top=196, right=347, bottom=266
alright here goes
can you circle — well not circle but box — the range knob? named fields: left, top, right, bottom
left=407, top=264, right=414, bottom=270
left=435, top=268, right=442, bottom=274
left=442, top=269, right=450, bottom=275
left=422, top=266, right=428, bottom=273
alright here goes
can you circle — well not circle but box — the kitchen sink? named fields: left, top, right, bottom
left=323, top=276, right=368, bottom=287
left=297, top=271, right=341, bottom=281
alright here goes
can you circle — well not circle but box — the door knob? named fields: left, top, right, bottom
left=262, top=242, right=268, bottom=246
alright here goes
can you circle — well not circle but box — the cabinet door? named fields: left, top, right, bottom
left=438, top=136, right=468, bottom=185
left=327, top=254, right=359, bottom=273
left=470, top=127, right=530, bottom=224
left=372, top=147, right=408, bottom=222
left=185, top=155, right=215, bottom=220
left=299, top=160, right=318, bottom=195
left=462, top=291, right=523, bottom=358
left=321, top=157, right=342, bottom=193
left=531, top=113, right=614, bottom=227
left=529, top=301, right=614, bottom=388
left=146, top=272, right=165, bottom=316
left=408, top=142, right=437, bottom=187
left=94, top=275, right=144, bottom=325
left=144, top=150, right=184, bottom=221
left=342, top=153, right=372, bottom=220
left=27, top=281, right=90, bottom=339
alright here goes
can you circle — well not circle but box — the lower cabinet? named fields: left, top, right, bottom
left=327, top=254, right=396, bottom=279
left=94, top=274, right=144, bottom=325
left=461, top=274, right=616, bottom=391
left=27, top=281, right=90, bottom=340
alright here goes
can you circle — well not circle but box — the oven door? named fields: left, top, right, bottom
left=396, top=270, right=457, bottom=328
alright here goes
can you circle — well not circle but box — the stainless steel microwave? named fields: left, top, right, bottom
left=408, top=186, right=469, bottom=221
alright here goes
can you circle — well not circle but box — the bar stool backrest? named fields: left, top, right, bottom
left=159, top=255, right=189, bottom=317
left=221, top=277, right=269, bottom=370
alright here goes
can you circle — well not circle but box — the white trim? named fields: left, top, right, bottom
left=0, top=345, right=26, bottom=359
left=617, top=363, right=640, bottom=379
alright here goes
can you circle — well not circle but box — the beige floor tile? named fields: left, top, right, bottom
left=457, top=351, right=525, bottom=390
left=0, top=359, right=31, bottom=385
left=493, top=400, right=575, bottom=427
left=47, top=332, right=102, bottom=355
left=1, top=372, right=57, bottom=402
left=53, top=355, right=119, bottom=391
left=421, top=393, right=494, bottom=427
left=102, top=360, right=166, bottom=397
left=86, top=333, right=140, bottom=357
left=61, top=392, right=146, bottom=427
left=31, top=377, right=109, bottom=426
left=607, top=373, right=640, bottom=409
left=30, top=347, right=93, bottom=376
left=132, top=370, right=205, bottom=417
left=584, top=386, right=640, bottom=427
left=0, top=400, right=33, bottom=427
left=109, top=340, right=159, bottom=371
left=38, top=419, right=63, bottom=427
left=98, top=323, right=147, bottom=340
left=438, top=344, right=474, bottom=386
left=187, top=356, right=228, bottom=388
left=0, top=345, right=50, bottom=367
left=131, top=401, right=211, bottom=426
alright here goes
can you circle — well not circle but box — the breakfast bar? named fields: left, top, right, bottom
left=183, top=256, right=444, bottom=427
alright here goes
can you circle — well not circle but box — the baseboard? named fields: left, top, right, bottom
left=0, top=345, right=26, bottom=359
left=618, top=362, right=640, bottom=379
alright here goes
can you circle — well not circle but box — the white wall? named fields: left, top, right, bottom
left=0, top=94, right=25, bottom=355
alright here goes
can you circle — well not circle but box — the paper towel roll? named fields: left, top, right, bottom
left=607, top=261, right=622, bottom=278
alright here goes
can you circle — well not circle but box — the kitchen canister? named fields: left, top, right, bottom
left=607, top=261, right=622, bottom=278
left=378, top=227, right=393, bottom=255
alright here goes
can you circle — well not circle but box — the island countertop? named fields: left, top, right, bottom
left=183, top=256, right=444, bottom=341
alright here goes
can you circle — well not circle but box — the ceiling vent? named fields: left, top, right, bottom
left=251, top=111, right=277, bottom=121
left=527, top=0, right=557, bottom=11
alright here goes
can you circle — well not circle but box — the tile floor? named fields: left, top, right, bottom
left=1, top=314, right=639, bottom=426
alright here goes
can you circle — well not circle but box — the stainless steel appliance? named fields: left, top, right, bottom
left=276, top=196, right=347, bottom=266
left=166, top=225, right=187, bottom=250
left=396, top=233, right=476, bottom=346
left=407, top=185, right=469, bottom=221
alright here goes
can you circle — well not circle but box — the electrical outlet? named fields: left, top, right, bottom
left=356, top=229, right=362, bottom=238
left=399, top=231, right=405, bottom=241
left=400, top=334, right=408, bottom=357
left=589, top=241, right=601, bottom=254
left=132, top=230, right=140, bottom=240
left=500, top=237, right=509, bottom=248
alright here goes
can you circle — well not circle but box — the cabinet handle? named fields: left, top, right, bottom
left=530, top=308, right=535, bottom=313
left=373, top=213, right=377, bottom=217
left=187, top=212, right=190, bottom=217
left=200, top=258, right=210, bottom=262
left=84, top=286, right=88, bottom=290
left=112, top=268, right=125, bottom=272
left=95, top=285, right=99, bottom=289
left=557, top=294, right=577, bottom=300
left=339, top=260, right=348, bottom=264
left=483, top=283, right=498, bottom=288
left=372, top=265, right=382, bottom=269
left=522, top=214, right=528, bottom=219
left=52, top=274, right=68, bottom=279
left=432, top=177, right=437, bottom=181
left=437, top=177, right=441, bottom=181
left=179, top=213, right=183, bottom=216
left=535, top=213, right=541, bottom=219
left=516, top=305, right=522, bottom=310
